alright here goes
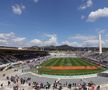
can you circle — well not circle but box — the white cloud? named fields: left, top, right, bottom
left=0, top=32, right=26, bottom=46
left=0, top=32, right=57, bottom=47
left=88, top=7, right=108, bottom=22
left=62, top=40, right=99, bottom=47
left=11, top=4, right=26, bottom=15
left=68, top=34, right=101, bottom=47
left=44, top=34, right=57, bottom=46
left=31, top=39, right=43, bottom=46
left=70, top=34, right=96, bottom=41
left=0, top=32, right=108, bottom=47
left=31, top=34, right=57, bottom=46
left=33, top=0, right=39, bottom=3
left=80, top=0, right=93, bottom=10
left=82, top=39, right=99, bottom=47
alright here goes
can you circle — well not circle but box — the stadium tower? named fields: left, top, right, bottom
left=99, top=33, right=102, bottom=54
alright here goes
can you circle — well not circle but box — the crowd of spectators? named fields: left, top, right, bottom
left=0, top=73, right=101, bottom=90
left=0, top=55, right=17, bottom=64
left=79, top=51, right=108, bottom=68
left=0, top=50, right=48, bottom=65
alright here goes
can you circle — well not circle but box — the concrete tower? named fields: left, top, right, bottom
left=99, top=33, right=102, bottom=54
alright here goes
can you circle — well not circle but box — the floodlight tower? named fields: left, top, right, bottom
left=99, top=33, right=102, bottom=54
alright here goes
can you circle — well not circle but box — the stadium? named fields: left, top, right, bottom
left=0, top=34, right=108, bottom=90
left=1, top=0, right=108, bottom=90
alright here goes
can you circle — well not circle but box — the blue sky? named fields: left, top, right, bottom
left=0, top=0, right=108, bottom=47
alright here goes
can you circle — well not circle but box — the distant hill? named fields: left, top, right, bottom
left=40, top=45, right=108, bottom=52
left=41, top=45, right=76, bottom=51
left=0, top=45, right=108, bottom=52
left=56, top=45, right=75, bottom=50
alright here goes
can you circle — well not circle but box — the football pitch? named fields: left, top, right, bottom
left=31, top=58, right=106, bottom=75
left=40, top=58, right=96, bottom=66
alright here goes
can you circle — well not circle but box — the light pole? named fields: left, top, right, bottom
left=99, top=33, right=102, bottom=55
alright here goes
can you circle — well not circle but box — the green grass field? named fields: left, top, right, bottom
left=40, top=58, right=96, bottom=66
left=31, top=58, right=106, bottom=76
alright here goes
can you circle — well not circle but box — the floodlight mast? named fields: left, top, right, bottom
left=99, top=33, right=102, bottom=54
